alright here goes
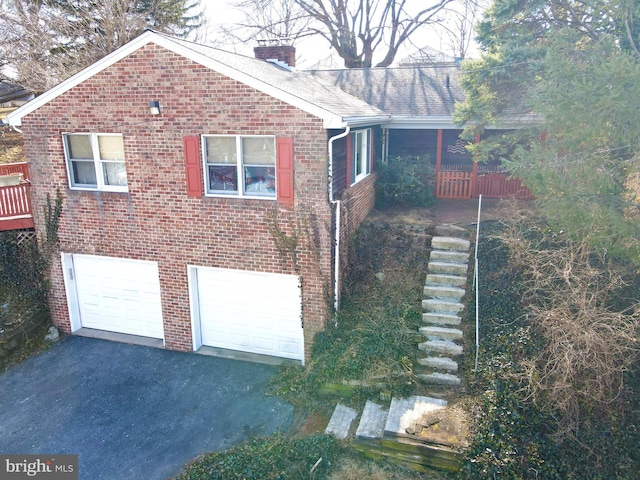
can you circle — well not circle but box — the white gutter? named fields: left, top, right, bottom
left=328, top=126, right=351, bottom=322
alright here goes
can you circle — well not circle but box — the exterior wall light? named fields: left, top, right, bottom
left=149, top=100, right=161, bottom=115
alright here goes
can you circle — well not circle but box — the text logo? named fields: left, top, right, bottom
left=0, top=455, right=78, bottom=479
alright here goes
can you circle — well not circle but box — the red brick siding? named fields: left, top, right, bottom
left=22, top=43, right=332, bottom=360
left=336, top=173, right=377, bottom=300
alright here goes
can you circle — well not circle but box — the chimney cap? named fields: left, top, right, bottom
left=257, top=38, right=293, bottom=47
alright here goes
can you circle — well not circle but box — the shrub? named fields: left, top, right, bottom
left=375, top=155, right=435, bottom=208
left=173, top=434, right=342, bottom=480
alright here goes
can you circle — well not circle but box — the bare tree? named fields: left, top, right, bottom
left=222, top=0, right=311, bottom=44
left=0, top=0, right=203, bottom=93
left=438, top=0, right=487, bottom=59
left=226, top=0, right=464, bottom=68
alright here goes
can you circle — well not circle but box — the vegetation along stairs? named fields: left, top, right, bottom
left=325, top=224, right=472, bottom=472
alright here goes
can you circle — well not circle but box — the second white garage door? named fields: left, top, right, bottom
left=65, top=254, right=164, bottom=339
left=191, top=267, right=304, bottom=361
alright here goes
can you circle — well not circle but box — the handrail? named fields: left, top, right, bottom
left=474, top=195, right=482, bottom=373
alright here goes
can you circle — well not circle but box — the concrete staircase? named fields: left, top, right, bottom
left=325, top=396, right=466, bottom=472
left=417, top=230, right=470, bottom=387
left=325, top=224, right=473, bottom=472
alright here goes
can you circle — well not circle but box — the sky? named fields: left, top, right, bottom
left=199, top=0, right=483, bottom=69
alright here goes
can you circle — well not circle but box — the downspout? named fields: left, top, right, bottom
left=328, top=126, right=350, bottom=324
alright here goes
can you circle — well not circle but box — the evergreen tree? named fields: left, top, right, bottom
left=456, top=0, right=640, bottom=263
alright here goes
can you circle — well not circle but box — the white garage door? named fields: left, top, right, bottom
left=68, top=254, right=164, bottom=339
left=192, top=267, right=303, bottom=361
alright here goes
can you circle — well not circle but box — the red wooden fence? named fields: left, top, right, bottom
left=476, top=173, right=534, bottom=199
left=0, top=162, right=29, bottom=179
left=0, top=163, right=34, bottom=230
left=437, top=170, right=534, bottom=200
left=437, top=170, right=472, bottom=199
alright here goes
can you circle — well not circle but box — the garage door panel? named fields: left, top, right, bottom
left=195, top=267, right=303, bottom=361
left=71, top=255, right=164, bottom=339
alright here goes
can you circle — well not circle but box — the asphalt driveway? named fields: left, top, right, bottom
left=0, top=336, right=294, bottom=479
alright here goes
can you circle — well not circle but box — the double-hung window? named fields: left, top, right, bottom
left=63, top=133, right=127, bottom=191
left=350, top=129, right=371, bottom=186
left=203, top=135, right=276, bottom=198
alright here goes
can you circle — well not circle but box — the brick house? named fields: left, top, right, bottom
left=6, top=31, right=392, bottom=363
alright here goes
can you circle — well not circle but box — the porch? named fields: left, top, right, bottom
left=0, top=162, right=34, bottom=231
left=385, top=128, right=534, bottom=201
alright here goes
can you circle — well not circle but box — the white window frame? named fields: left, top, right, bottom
left=202, top=135, right=277, bottom=200
left=351, top=129, right=371, bottom=186
left=62, top=133, right=128, bottom=192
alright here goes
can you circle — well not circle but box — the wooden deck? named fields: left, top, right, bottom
left=0, top=163, right=34, bottom=231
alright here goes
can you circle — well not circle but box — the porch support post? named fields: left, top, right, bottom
left=435, top=129, right=443, bottom=197
left=471, top=133, right=480, bottom=198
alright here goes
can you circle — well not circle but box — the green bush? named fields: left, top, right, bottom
left=174, top=434, right=343, bottom=480
left=375, top=155, right=435, bottom=208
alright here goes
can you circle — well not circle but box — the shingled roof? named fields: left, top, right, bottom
left=7, top=31, right=388, bottom=128
left=307, top=66, right=464, bottom=118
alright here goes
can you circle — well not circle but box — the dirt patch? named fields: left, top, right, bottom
left=294, top=411, right=329, bottom=437
left=367, top=198, right=528, bottom=229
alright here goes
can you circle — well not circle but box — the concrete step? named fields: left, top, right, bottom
left=422, top=312, right=462, bottom=326
left=419, top=340, right=463, bottom=356
left=355, top=400, right=388, bottom=440
left=384, top=396, right=448, bottom=438
left=423, top=285, right=465, bottom=301
left=417, top=356, right=459, bottom=372
left=431, top=236, right=471, bottom=252
left=435, top=224, right=468, bottom=237
left=425, top=274, right=466, bottom=287
left=428, top=261, right=468, bottom=276
left=417, top=372, right=462, bottom=386
left=325, top=403, right=358, bottom=440
left=430, top=250, right=470, bottom=264
left=422, top=299, right=464, bottom=314
left=419, top=326, right=463, bottom=341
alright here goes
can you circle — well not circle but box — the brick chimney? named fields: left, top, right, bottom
left=254, top=39, right=296, bottom=68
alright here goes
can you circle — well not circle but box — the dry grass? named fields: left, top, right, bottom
left=496, top=210, right=640, bottom=438
left=328, top=457, right=439, bottom=480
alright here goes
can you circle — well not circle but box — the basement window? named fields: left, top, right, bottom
left=62, top=133, right=127, bottom=192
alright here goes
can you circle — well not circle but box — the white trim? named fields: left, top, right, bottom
left=60, top=253, right=82, bottom=333
left=187, top=265, right=202, bottom=351
left=62, top=132, right=128, bottom=192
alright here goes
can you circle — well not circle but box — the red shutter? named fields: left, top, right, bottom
left=346, top=133, right=353, bottom=188
left=276, top=137, right=294, bottom=206
left=183, top=136, right=202, bottom=198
